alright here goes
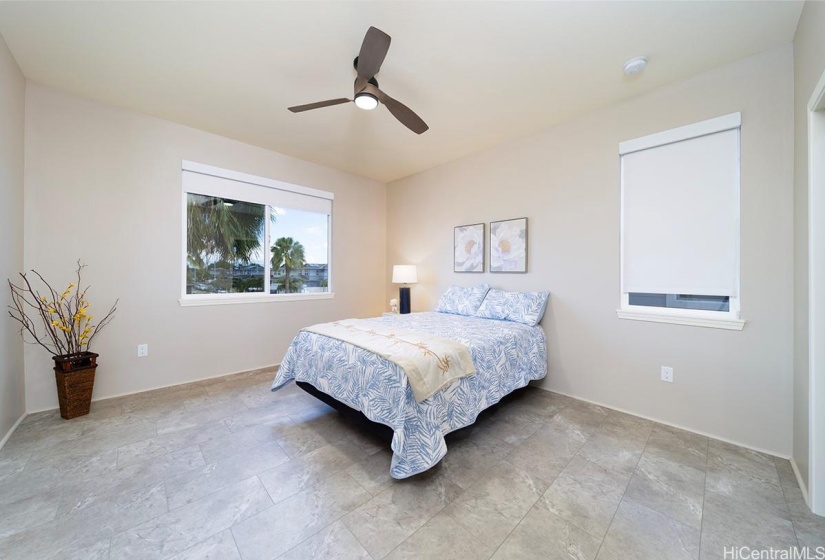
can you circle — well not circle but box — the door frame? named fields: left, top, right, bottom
left=807, top=68, right=825, bottom=516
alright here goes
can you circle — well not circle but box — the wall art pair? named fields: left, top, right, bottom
left=454, top=217, right=527, bottom=273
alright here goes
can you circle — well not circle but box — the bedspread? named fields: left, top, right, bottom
left=272, top=312, right=547, bottom=478
left=304, top=318, right=476, bottom=402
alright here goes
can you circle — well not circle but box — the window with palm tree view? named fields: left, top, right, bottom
left=184, top=166, right=331, bottom=298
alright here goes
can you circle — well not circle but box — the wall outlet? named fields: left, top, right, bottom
left=137, top=344, right=148, bottom=358
left=661, top=366, right=674, bottom=383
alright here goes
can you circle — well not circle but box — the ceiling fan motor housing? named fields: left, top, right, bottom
left=353, top=57, right=379, bottom=89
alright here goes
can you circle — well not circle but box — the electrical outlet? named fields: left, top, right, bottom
left=137, top=344, right=148, bottom=358
left=661, top=366, right=673, bottom=383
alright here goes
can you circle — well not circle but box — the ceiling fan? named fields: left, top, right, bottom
left=288, top=27, right=429, bottom=135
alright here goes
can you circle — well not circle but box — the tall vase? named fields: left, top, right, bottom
left=52, top=352, right=98, bottom=419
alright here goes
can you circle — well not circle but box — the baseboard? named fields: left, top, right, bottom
left=790, top=456, right=811, bottom=507
left=544, top=387, right=789, bottom=459
left=0, top=413, right=26, bottom=451
left=26, top=363, right=281, bottom=414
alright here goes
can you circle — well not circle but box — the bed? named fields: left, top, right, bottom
left=271, top=309, right=547, bottom=478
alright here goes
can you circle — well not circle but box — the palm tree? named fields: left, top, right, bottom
left=186, top=195, right=273, bottom=292
left=271, top=237, right=305, bottom=293
left=187, top=196, right=265, bottom=265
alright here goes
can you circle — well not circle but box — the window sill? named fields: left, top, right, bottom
left=179, top=293, right=335, bottom=307
left=616, top=309, right=745, bottom=331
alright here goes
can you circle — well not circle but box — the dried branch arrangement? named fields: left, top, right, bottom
left=8, top=261, right=117, bottom=356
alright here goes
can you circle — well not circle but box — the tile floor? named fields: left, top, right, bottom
left=0, top=367, right=822, bottom=560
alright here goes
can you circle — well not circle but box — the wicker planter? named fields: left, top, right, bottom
left=53, top=352, right=98, bottom=419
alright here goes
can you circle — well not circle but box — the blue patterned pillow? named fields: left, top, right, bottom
left=476, top=289, right=550, bottom=326
left=436, top=285, right=490, bottom=316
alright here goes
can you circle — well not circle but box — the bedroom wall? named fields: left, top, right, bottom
left=23, top=84, right=386, bottom=413
left=387, top=45, right=795, bottom=457
left=0, top=34, right=26, bottom=444
left=792, top=0, right=825, bottom=499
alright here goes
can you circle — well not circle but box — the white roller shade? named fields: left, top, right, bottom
left=182, top=165, right=332, bottom=215
left=621, top=116, right=740, bottom=297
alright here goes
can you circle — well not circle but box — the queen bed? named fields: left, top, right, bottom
left=271, top=286, right=549, bottom=478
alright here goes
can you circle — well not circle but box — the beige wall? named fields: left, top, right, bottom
left=387, top=46, right=795, bottom=456
left=23, top=84, right=386, bottom=413
left=0, top=35, right=26, bottom=442
left=792, top=0, right=825, bottom=495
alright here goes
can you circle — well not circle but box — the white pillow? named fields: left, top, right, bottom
left=436, top=285, right=490, bottom=316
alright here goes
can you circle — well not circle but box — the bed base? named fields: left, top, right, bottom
left=296, top=381, right=395, bottom=441
left=295, top=380, right=529, bottom=444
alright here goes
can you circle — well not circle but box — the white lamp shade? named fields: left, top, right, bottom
left=392, top=265, right=418, bottom=284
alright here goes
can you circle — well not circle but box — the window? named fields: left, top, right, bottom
left=627, top=293, right=730, bottom=312
left=180, top=161, right=333, bottom=305
left=617, top=113, right=745, bottom=330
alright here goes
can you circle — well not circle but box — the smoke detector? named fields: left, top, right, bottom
left=624, top=56, right=648, bottom=76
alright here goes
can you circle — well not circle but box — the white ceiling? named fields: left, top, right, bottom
left=0, top=1, right=803, bottom=182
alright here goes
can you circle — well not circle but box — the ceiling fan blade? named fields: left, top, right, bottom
left=355, top=26, right=391, bottom=92
left=376, top=88, right=429, bottom=134
left=288, top=98, right=351, bottom=113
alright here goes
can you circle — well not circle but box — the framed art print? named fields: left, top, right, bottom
left=454, top=223, right=484, bottom=272
left=490, top=217, right=527, bottom=273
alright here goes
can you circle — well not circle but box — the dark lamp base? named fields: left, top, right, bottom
left=399, top=286, right=411, bottom=314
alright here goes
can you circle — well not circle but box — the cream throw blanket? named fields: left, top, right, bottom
left=304, top=319, right=476, bottom=402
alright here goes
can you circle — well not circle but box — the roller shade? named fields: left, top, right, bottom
left=621, top=115, right=740, bottom=297
left=182, top=169, right=332, bottom=215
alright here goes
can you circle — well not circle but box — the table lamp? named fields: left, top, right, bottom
left=392, top=265, right=418, bottom=314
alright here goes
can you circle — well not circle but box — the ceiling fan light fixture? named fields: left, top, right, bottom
left=354, top=92, right=379, bottom=110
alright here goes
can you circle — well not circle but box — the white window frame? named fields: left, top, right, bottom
left=616, top=113, right=745, bottom=331
left=179, top=161, right=334, bottom=306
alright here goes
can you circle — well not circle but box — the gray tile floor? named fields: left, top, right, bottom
left=0, top=367, right=822, bottom=560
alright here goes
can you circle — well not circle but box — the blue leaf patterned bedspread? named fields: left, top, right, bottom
left=271, top=311, right=548, bottom=478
